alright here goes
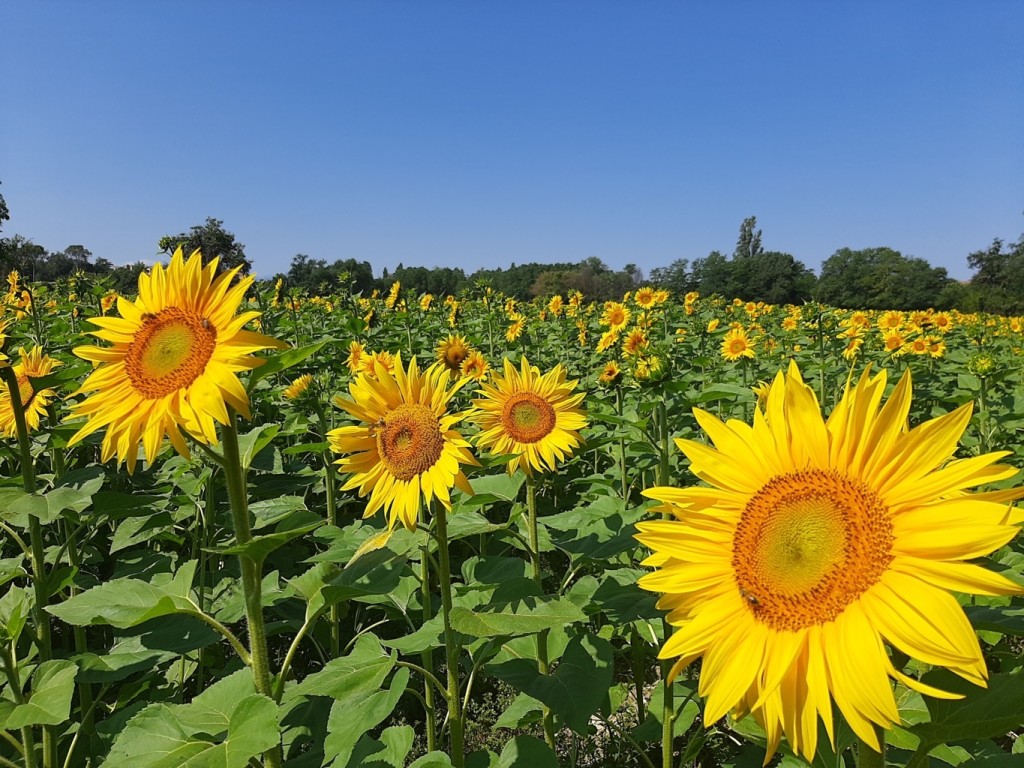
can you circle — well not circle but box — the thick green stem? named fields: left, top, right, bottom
left=1, top=366, right=56, bottom=768
left=526, top=476, right=556, bottom=750
left=2, top=643, right=37, bottom=768
left=312, top=397, right=342, bottom=659
left=220, top=412, right=282, bottom=768
left=856, top=727, right=886, bottom=768
left=615, top=388, right=628, bottom=500
left=420, top=538, right=438, bottom=753
left=432, top=505, right=464, bottom=768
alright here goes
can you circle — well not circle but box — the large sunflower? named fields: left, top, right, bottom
left=66, top=247, right=286, bottom=472
left=328, top=356, right=477, bottom=536
left=470, top=357, right=587, bottom=476
left=0, top=347, right=61, bottom=437
left=637, top=361, right=1023, bottom=762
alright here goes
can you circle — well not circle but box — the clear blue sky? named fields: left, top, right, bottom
left=3, top=1, right=1022, bottom=282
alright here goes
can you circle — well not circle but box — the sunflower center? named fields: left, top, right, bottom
left=501, top=392, right=556, bottom=444
left=732, top=469, right=893, bottom=631
left=729, top=339, right=747, bottom=354
left=376, top=403, right=444, bottom=481
left=124, top=307, right=217, bottom=399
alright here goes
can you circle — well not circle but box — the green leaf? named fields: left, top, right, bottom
left=5, top=660, right=78, bottom=728
left=236, top=423, right=280, bottom=470
left=691, top=383, right=753, bottom=403
left=466, top=473, right=525, bottom=504
left=248, top=339, right=338, bottom=390
left=909, top=670, right=1024, bottom=748
left=288, top=634, right=395, bottom=702
left=450, top=596, right=587, bottom=639
left=489, top=633, right=614, bottom=733
left=494, top=736, right=558, bottom=768
left=47, top=578, right=195, bottom=628
left=324, top=667, right=409, bottom=767
left=216, top=520, right=322, bottom=564
left=965, top=604, right=1024, bottom=637
left=409, top=753, right=455, bottom=768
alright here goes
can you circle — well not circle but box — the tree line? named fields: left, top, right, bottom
left=1, top=191, right=1022, bottom=313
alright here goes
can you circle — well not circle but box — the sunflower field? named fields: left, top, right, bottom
left=1, top=249, right=1023, bottom=768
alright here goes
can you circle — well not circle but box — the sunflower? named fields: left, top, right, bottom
left=470, top=357, right=587, bottom=476
left=634, top=286, right=656, bottom=308
left=637, top=362, right=1023, bottom=763
left=283, top=373, right=313, bottom=400
left=66, top=247, right=286, bottom=472
left=721, top=327, right=755, bottom=361
left=547, top=295, right=564, bottom=316
left=0, top=347, right=61, bottom=437
left=436, top=334, right=471, bottom=372
left=596, top=329, right=620, bottom=353
left=346, top=340, right=365, bottom=373
left=328, top=356, right=477, bottom=537
left=598, top=360, right=622, bottom=386
left=622, top=328, right=649, bottom=357
left=506, top=317, right=525, bottom=343
left=600, top=302, right=630, bottom=330
left=461, top=350, right=489, bottom=381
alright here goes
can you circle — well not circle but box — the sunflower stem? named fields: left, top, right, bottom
left=615, top=387, right=628, bottom=501
left=432, top=503, right=465, bottom=768
left=526, top=475, right=557, bottom=751
left=0, top=365, right=56, bottom=768
left=2, top=642, right=37, bottom=768
left=653, top=400, right=675, bottom=768
left=312, top=396, right=342, bottom=658
left=856, top=727, right=886, bottom=768
left=420, top=532, right=438, bottom=753
left=220, top=410, right=282, bottom=768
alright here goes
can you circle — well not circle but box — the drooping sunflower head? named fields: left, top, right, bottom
left=345, top=340, right=365, bottom=373
left=598, top=360, right=622, bottom=386
left=66, top=247, right=287, bottom=472
left=470, top=356, right=588, bottom=476
left=0, top=346, right=61, bottom=437
left=637, top=361, right=1023, bottom=763
left=436, top=334, right=471, bottom=372
left=328, top=356, right=477, bottom=537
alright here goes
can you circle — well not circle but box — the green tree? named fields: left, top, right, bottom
left=816, top=247, right=951, bottom=309
left=0, top=181, right=9, bottom=232
left=734, top=216, right=763, bottom=260
left=966, top=234, right=1024, bottom=313
left=649, top=258, right=691, bottom=294
left=159, top=217, right=250, bottom=274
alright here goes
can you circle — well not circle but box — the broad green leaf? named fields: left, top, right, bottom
left=247, top=339, right=338, bottom=390
left=495, top=736, right=558, bottom=768
left=909, top=670, right=1024, bottom=748
left=324, top=668, right=409, bottom=767
left=287, top=634, right=394, bottom=702
left=489, top=633, right=614, bottom=733
left=46, top=578, right=195, bottom=628
left=409, top=752, right=455, bottom=768
left=4, top=660, right=78, bottom=728
left=216, top=519, right=322, bottom=564
left=965, top=604, right=1024, bottom=637
left=466, top=473, right=525, bottom=504
left=102, top=705, right=209, bottom=767
left=450, top=596, right=587, bottom=639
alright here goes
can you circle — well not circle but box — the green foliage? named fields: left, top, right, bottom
left=159, top=216, right=250, bottom=274
left=816, top=246, right=953, bottom=309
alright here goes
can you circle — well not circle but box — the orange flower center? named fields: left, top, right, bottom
left=124, top=307, right=216, bottom=399
left=732, top=469, right=893, bottom=631
left=376, top=403, right=444, bottom=481
left=501, top=391, right=556, bottom=444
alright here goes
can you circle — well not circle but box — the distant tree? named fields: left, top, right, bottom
left=689, top=250, right=735, bottom=297
left=966, top=233, right=1024, bottom=313
left=734, top=251, right=815, bottom=304
left=734, top=216, right=763, bottom=260
left=159, top=217, right=250, bottom=274
left=649, top=258, right=691, bottom=295
left=816, top=247, right=951, bottom=309
left=0, top=181, right=9, bottom=232
left=0, top=235, right=46, bottom=280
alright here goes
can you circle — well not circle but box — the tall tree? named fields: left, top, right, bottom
left=734, top=216, right=763, bottom=260
left=649, top=258, right=691, bottom=294
left=966, top=234, right=1024, bottom=313
left=159, top=217, right=250, bottom=274
left=0, top=181, right=9, bottom=232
